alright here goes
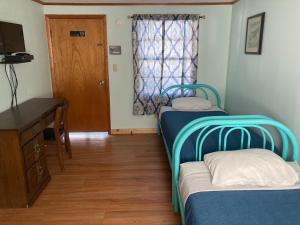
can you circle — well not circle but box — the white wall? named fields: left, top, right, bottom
left=0, top=0, right=52, bottom=112
left=44, top=5, right=232, bottom=129
left=226, top=0, right=300, bottom=143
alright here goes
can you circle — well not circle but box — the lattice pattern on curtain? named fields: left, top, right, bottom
left=132, top=14, right=200, bottom=115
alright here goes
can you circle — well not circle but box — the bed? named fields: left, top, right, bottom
left=172, top=116, right=300, bottom=225
left=158, top=84, right=225, bottom=166
left=158, top=84, right=275, bottom=167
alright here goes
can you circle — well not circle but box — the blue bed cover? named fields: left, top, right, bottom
left=185, top=189, right=300, bottom=225
left=160, top=111, right=276, bottom=163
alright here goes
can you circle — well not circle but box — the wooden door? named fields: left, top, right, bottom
left=46, top=15, right=110, bottom=132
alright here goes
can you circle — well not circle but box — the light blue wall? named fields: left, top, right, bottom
left=44, top=5, right=232, bottom=129
left=226, top=0, right=300, bottom=144
left=0, top=0, right=52, bottom=112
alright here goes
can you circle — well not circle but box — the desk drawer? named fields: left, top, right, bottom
left=23, top=133, right=46, bottom=170
left=26, top=156, right=49, bottom=198
left=21, top=122, right=42, bottom=146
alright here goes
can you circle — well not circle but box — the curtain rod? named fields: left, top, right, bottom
left=127, top=15, right=206, bottom=19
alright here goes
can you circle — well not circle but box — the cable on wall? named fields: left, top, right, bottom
left=4, top=63, right=18, bottom=108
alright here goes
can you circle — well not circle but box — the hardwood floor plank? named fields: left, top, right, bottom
left=0, top=134, right=181, bottom=225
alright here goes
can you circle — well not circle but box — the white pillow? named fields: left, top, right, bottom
left=204, top=149, right=299, bottom=187
left=172, top=97, right=212, bottom=111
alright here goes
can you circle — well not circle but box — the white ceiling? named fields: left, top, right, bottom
left=37, top=0, right=234, bottom=4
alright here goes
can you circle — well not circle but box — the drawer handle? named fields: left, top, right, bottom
left=34, top=144, right=41, bottom=154
left=38, top=166, right=44, bottom=177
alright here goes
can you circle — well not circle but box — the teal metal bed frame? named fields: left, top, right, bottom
left=158, top=84, right=299, bottom=224
left=159, top=84, right=222, bottom=108
left=158, top=84, right=223, bottom=168
left=172, top=116, right=299, bottom=225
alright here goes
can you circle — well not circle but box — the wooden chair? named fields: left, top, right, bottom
left=44, top=103, right=72, bottom=170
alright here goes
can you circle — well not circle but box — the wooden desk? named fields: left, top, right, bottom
left=0, top=98, right=66, bottom=208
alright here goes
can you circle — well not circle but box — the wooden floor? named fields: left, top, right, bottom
left=0, top=134, right=181, bottom=225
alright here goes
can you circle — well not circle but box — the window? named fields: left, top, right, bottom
left=132, top=14, right=200, bottom=115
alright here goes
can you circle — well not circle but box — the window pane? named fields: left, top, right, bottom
left=164, top=20, right=184, bottom=59
left=138, top=59, right=162, bottom=78
left=163, top=59, right=183, bottom=79
left=136, top=40, right=163, bottom=59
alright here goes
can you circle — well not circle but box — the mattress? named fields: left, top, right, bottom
left=159, top=106, right=224, bottom=119
left=160, top=110, right=276, bottom=164
left=180, top=161, right=300, bottom=225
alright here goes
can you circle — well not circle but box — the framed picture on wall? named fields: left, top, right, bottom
left=245, top=12, right=265, bottom=55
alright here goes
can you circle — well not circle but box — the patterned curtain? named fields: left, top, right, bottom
left=132, top=14, right=200, bottom=115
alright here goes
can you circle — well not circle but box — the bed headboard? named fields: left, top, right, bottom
left=172, top=115, right=299, bottom=175
left=173, top=115, right=299, bottom=180
left=171, top=115, right=299, bottom=212
left=159, top=84, right=222, bottom=108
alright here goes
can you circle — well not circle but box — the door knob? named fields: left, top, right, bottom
left=100, top=80, right=105, bottom=86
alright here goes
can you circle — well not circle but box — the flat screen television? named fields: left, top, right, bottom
left=0, top=21, right=26, bottom=55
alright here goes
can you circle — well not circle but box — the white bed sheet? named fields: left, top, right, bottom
left=179, top=161, right=300, bottom=206
left=159, top=106, right=224, bottom=119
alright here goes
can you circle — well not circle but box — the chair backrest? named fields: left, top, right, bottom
left=54, top=103, right=69, bottom=135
